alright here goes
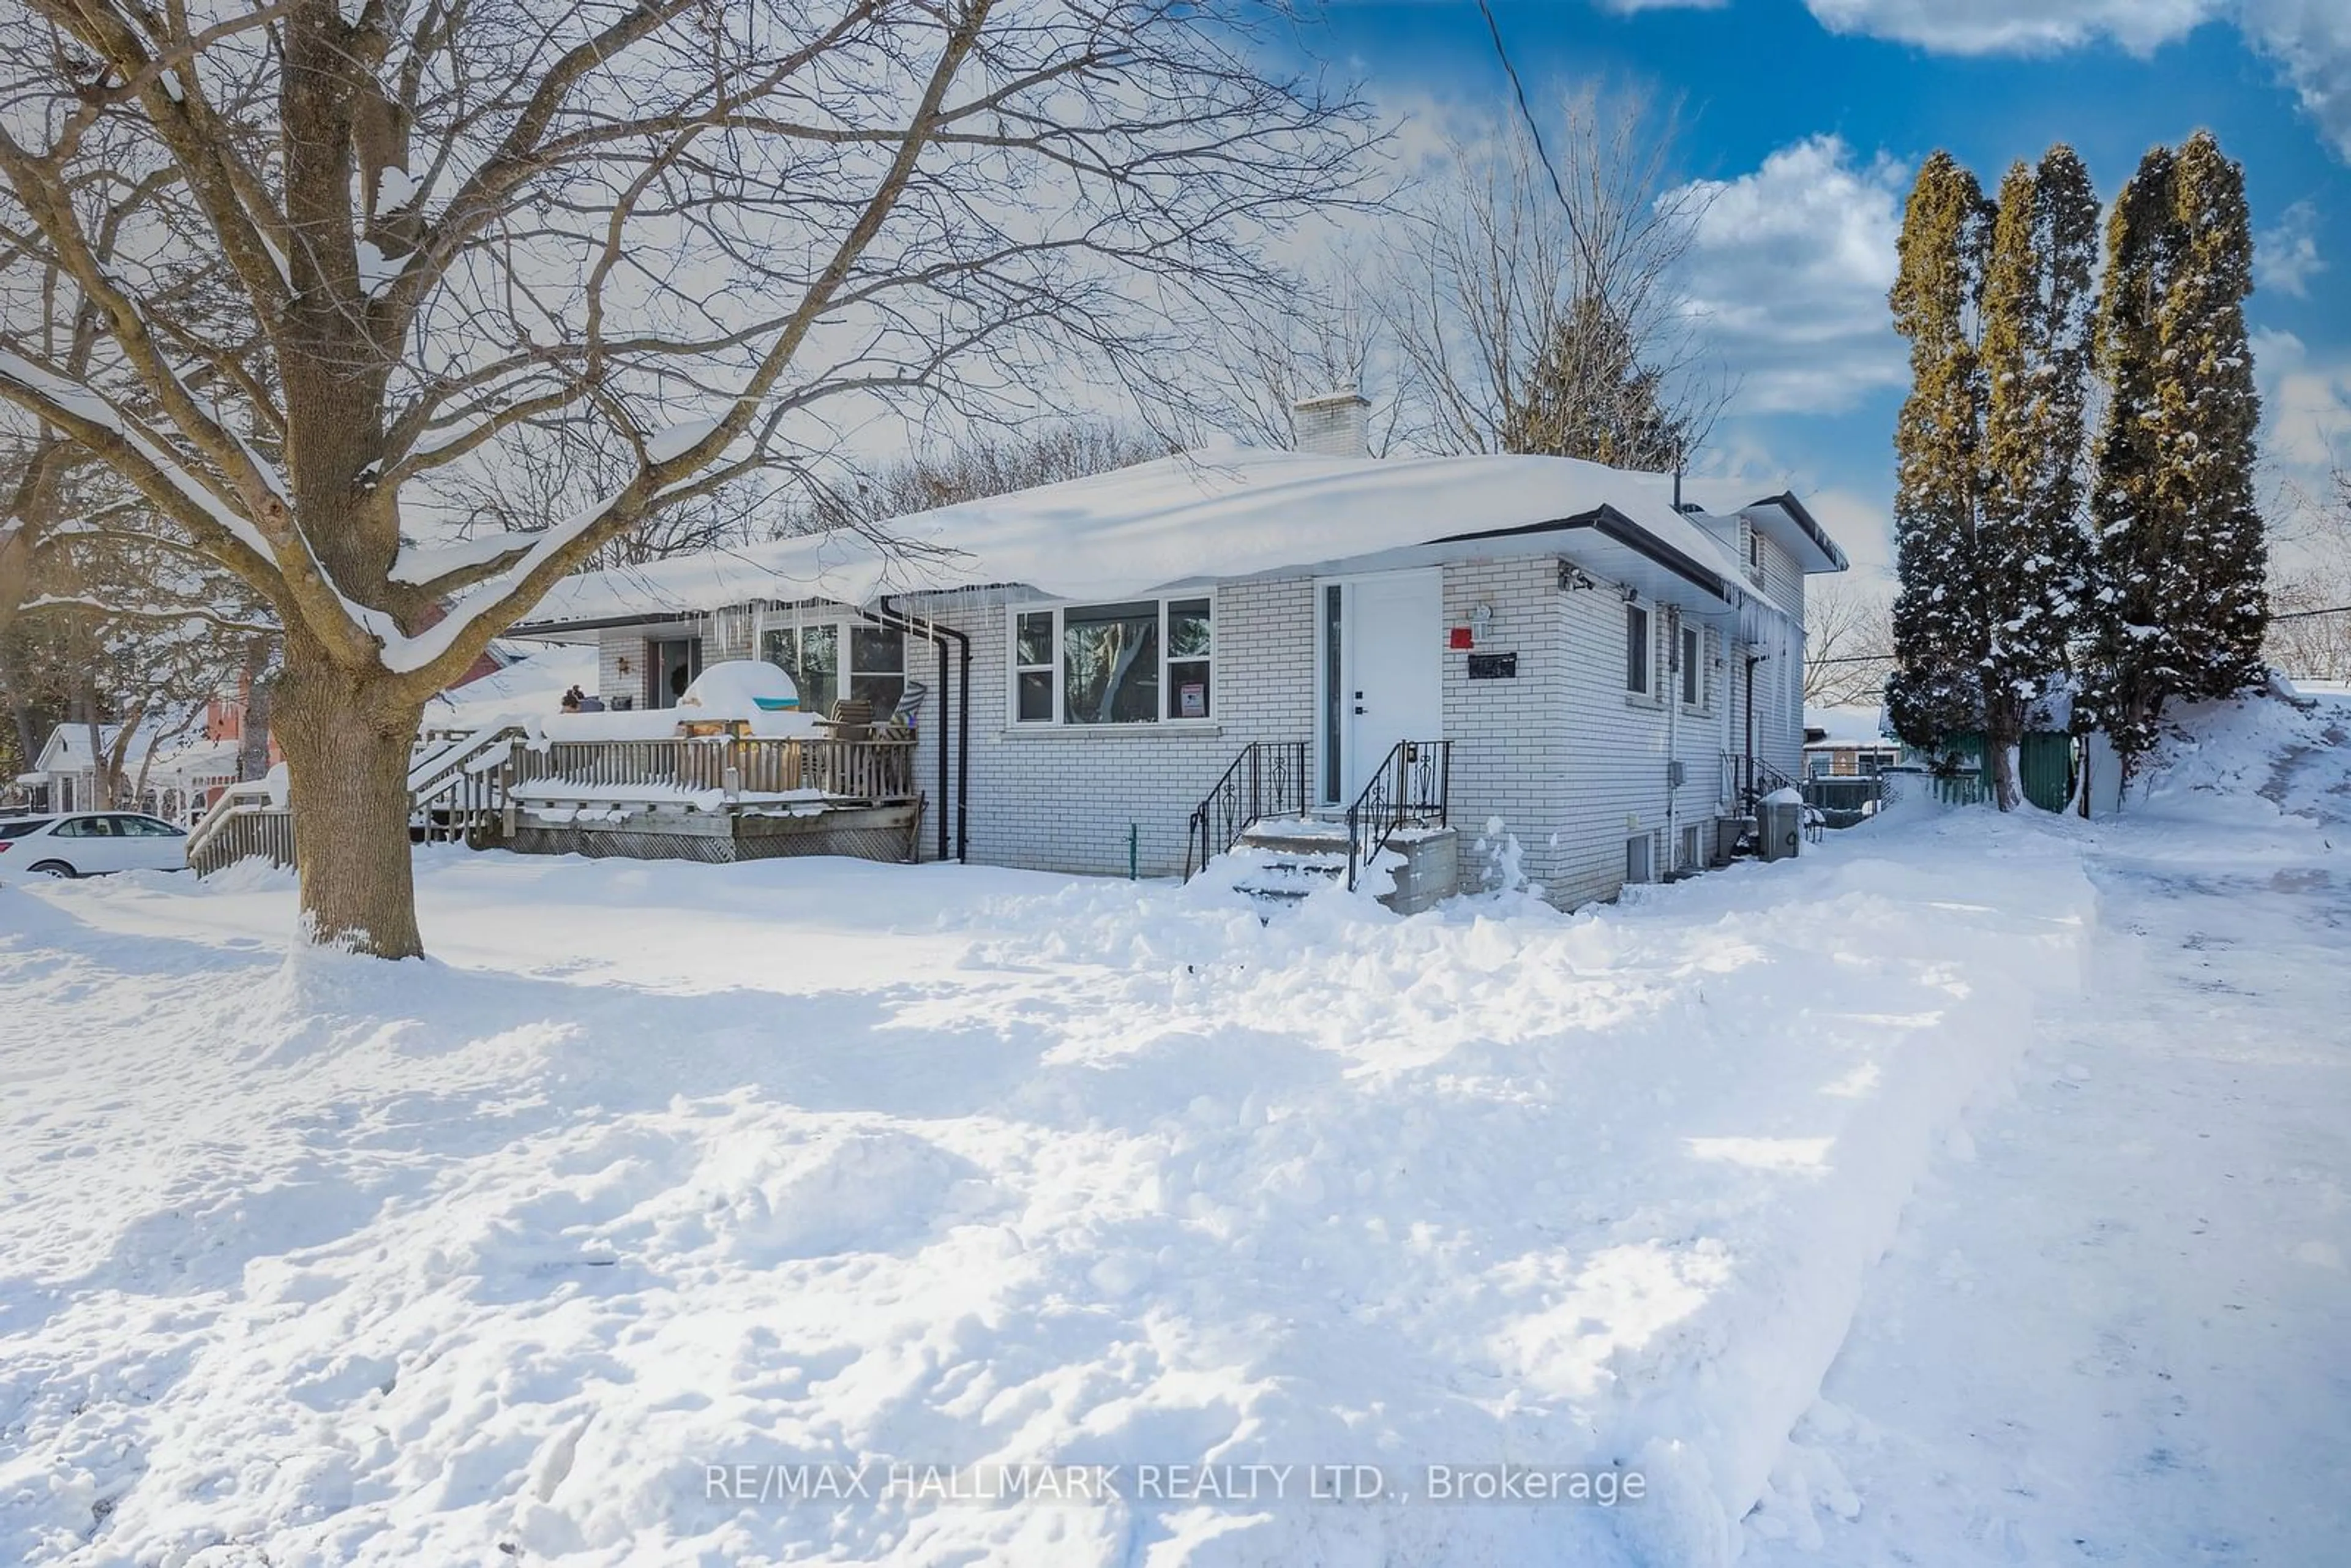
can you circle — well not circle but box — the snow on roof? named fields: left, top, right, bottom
left=428, top=641, right=599, bottom=721
left=34, top=724, right=240, bottom=780
left=513, top=448, right=1839, bottom=629
left=1804, top=705, right=1894, bottom=748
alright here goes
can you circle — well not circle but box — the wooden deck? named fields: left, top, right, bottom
left=188, top=730, right=924, bottom=876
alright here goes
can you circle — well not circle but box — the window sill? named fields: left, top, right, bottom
left=998, top=721, right=1224, bottom=740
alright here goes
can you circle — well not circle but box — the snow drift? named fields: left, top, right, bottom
left=0, top=803, right=2093, bottom=1566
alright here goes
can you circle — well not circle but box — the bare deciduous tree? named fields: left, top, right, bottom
left=0, top=0, right=1372, bottom=956
left=2265, top=468, right=2351, bottom=680
left=1805, top=576, right=1896, bottom=710
left=1385, top=82, right=1723, bottom=470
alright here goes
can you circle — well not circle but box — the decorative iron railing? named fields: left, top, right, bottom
left=1343, top=739, right=1452, bottom=891
left=1183, top=740, right=1310, bottom=878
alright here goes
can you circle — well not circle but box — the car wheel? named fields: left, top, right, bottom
left=26, top=860, right=76, bottom=878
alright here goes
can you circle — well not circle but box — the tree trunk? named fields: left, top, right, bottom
left=239, top=635, right=276, bottom=781
left=1988, top=737, right=2022, bottom=812
left=274, top=650, right=426, bottom=959
left=1984, top=695, right=2023, bottom=812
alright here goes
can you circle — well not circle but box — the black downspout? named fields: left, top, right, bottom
left=956, top=631, right=970, bottom=863
left=1744, top=653, right=1760, bottom=806
left=878, top=593, right=970, bottom=865
left=932, top=631, right=948, bottom=863
left=874, top=596, right=969, bottom=864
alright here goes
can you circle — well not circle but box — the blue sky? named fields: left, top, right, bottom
left=1305, top=0, right=2351, bottom=579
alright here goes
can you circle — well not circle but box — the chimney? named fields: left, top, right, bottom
left=1291, top=389, right=1370, bottom=459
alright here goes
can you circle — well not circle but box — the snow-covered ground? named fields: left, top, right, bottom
left=1745, top=689, right=2351, bottom=1566
left=0, top=691, right=2342, bottom=1567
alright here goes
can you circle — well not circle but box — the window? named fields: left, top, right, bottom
left=1680, top=626, right=1703, bottom=707
left=762, top=624, right=838, bottom=714
left=761, top=620, right=907, bottom=718
left=1625, top=603, right=1651, bottom=694
left=848, top=625, right=905, bottom=714
left=0, top=820, right=44, bottom=841
left=1008, top=596, right=1214, bottom=726
left=1014, top=612, right=1055, bottom=722
left=1167, top=598, right=1212, bottom=720
left=56, top=816, right=111, bottom=838
left=1749, top=527, right=1763, bottom=568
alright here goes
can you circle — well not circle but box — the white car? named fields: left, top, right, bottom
left=0, top=812, right=190, bottom=877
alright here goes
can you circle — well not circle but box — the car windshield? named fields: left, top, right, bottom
left=0, top=819, right=48, bottom=839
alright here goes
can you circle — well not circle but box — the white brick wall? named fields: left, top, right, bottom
left=902, top=579, right=1314, bottom=878
left=596, top=628, right=645, bottom=708
left=583, top=551, right=1817, bottom=902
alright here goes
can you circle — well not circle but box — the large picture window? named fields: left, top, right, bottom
left=1008, top=596, right=1214, bottom=726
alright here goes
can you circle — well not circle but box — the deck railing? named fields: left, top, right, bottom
left=189, top=730, right=921, bottom=876
left=186, top=779, right=296, bottom=874
left=509, top=733, right=918, bottom=805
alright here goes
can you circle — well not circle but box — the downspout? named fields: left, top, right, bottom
left=1664, top=609, right=1680, bottom=872
left=876, top=595, right=970, bottom=864
left=1744, top=652, right=1761, bottom=806
left=956, top=629, right=970, bottom=863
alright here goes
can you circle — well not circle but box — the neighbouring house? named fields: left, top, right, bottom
left=509, top=398, right=1848, bottom=909
left=1804, top=705, right=1900, bottom=780
left=25, top=722, right=242, bottom=822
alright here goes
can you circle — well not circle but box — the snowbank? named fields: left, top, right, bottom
left=1, top=813, right=2093, bottom=1567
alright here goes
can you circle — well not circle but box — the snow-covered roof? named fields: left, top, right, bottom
left=512, top=448, right=1845, bottom=632
left=1803, top=705, right=1895, bottom=748
left=34, top=724, right=240, bottom=781
left=427, top=641, right=599, bottom=722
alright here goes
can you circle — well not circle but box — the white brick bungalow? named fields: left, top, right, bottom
left=511, top=410, right=1845, bottom=908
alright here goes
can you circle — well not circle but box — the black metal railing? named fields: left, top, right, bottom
left=1344, top=739, right=1452, bottom=890
left=1184, top=740, right=1310, bottom=877
left=1720, top=751, right=1803, bottom=812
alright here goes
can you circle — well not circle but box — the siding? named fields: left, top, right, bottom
left=575, top=549, right=1819, bottom=904
left=902, top=579, right=1314, bottom=879
left=596, top=628, right=645, bottom=708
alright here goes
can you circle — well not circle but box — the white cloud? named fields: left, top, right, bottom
left=1792, top=0, right=2351, bottom=160
left=1674, top=136, right=1910, bottom=416
left=2255, top=328, right=2351, bottom=472
left=2256, top=200, right=2327, bottom=298
left=2241, top=0, right=2351, bottom=160
left=1802, top=0, right=2218, bottom=56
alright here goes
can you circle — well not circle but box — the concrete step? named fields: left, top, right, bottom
left=1235, top=817, right=1357, bottom=858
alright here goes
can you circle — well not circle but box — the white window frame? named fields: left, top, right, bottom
left=1624, top=601, right=1653, bottom=697
left=755, top=609, right=907, bottom=715
left=1679, top=624, right=1705, bottom=711
left=1006, top=593, right=1217, bottom=728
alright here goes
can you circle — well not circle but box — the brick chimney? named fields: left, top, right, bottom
left=1291, top=390, right=1370, bottom=459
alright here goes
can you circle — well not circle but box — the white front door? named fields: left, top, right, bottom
left=1322, top=570, right=1443, bottom=804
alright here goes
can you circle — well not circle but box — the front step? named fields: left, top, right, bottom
left=1225, top=843, right=1346, bottom=907
left=1212, top=818, right=1463, bottom=916
left=1234, top=816, right=1353, bottom=858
